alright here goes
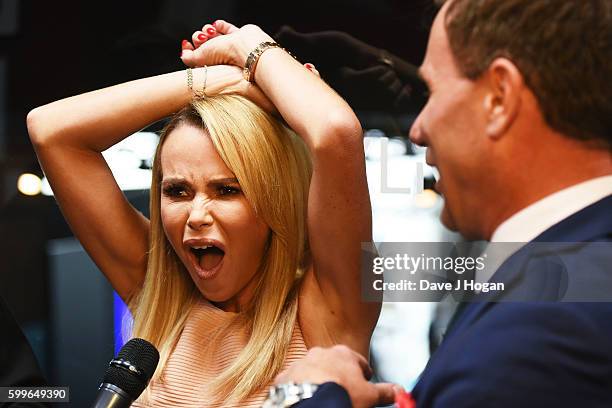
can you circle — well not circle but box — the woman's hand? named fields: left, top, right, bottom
left=181, top=22, right=320, bottom=76
left=180, top=22, right=276, bottom=114
left=180, top=21, right=320, bottom=113
left=182, top=21, right=321, bottom=75
left=181, top=20, right=273, bottom=68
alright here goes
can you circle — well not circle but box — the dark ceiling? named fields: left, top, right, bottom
left=4, top=0, right=436, bottom=156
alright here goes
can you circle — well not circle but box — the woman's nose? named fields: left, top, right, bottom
left=187, top=199, right=214, bottom=230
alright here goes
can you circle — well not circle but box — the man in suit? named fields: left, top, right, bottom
left=269, top=0, right=612, bottom=406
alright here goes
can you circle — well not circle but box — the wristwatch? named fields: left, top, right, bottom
left=261, top=382, right=319, bottom=407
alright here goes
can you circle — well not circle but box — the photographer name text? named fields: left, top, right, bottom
left=372, top=279, right=504, bottom=293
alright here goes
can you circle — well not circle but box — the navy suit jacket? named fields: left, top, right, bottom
left=297, top=194, right=612, bottom=407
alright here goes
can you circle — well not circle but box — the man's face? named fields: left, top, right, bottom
left=410, top=3, right=491, bottom=239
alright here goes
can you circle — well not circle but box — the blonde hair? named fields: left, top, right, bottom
left=129, top=94, right=312, bottom=404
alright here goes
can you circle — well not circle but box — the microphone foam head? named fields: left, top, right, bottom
left=102, top=338, right=160, bottom=401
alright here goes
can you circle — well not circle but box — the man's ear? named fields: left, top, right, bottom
left=483, top=58, right=523, bottom=139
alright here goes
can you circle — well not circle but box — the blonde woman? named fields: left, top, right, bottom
left=27, top=20, right=379, bottom=407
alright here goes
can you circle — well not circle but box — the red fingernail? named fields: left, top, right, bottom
left=212, top=20, right=219, bottom=26
left=181, top=39, right=189, bottom=48
left=305, top=63, right=314, bottom=69
left=197, top=33, right=206, bottom=41
left=206, top=27, right=216, bottom=35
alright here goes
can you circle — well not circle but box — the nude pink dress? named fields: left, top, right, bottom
left=131, top=298, right=307, bottom=407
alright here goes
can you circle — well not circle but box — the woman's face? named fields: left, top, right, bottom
left=159, top=124, right=270, bottom=310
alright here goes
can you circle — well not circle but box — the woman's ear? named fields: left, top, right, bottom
left=483, top=58, right=524, bottom=140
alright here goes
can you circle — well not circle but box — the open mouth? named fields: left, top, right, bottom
left=190, top=245, right=225, bottom=272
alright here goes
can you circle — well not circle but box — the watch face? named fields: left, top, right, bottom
left=264, top=383, right=318, bottom=407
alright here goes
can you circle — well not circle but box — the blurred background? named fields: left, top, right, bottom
left=0, top=0, right=461, bottom=405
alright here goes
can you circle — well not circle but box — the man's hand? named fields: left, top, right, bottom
left=275, top=345, right=396, bottom=408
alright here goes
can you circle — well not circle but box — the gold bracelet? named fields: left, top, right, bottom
left=202, top=65, right=208, bottom=97
left=243, top=41, right=285, bottom=83
left=187, top=66, right=209, bottom=98
left=186, top=68, right=194, bottom=94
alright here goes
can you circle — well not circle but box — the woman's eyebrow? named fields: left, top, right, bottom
left=161, top=177, right=186, bottom=185
left=160, top=176, right=239, bottom=186
left=208, top=177, right=239, bottom=185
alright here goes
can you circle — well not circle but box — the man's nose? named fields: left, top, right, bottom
left=409, top=114, right=426, bottom=147
left=187, top=198, right=214, bottom=230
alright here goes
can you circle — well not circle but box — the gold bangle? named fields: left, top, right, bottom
left=243, top=41, right=282, bottom=83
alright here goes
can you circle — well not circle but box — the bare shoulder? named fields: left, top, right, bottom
left=297, top=265, right=372, bottom=357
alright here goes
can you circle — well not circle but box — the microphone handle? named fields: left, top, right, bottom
left=91, top=383, right=134, bottom=408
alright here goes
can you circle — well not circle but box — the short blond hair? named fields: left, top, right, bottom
left=444, top=0, right=612, bottom=145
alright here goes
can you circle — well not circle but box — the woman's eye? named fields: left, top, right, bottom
left=219, top=185, right=240, bottom=196
left=163, top=185, right=189, bottom=197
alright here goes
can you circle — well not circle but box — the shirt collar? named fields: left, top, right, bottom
left=491, top=175, right=612, bottom=243
left=475, top=175, right=612, bottom=284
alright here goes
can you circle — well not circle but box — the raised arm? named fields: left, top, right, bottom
left=182, top=22, right=379, bottom=348
left=27, top=65, right=250, bottom=301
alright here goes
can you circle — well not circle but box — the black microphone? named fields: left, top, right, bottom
left=91, top=338, right=160, bottom=408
